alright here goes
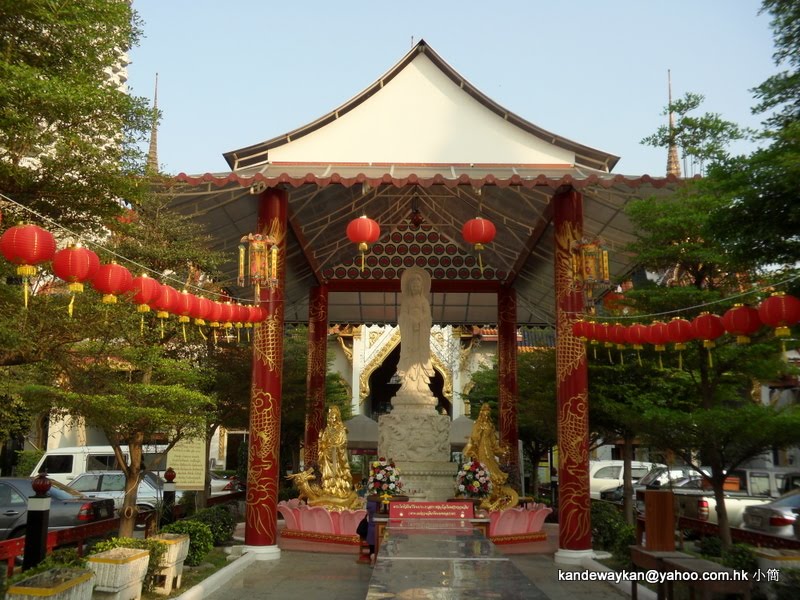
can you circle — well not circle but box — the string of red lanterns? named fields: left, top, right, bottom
left=0, top=223, right=266, bottom=341
left=572, top=292, right=800, bottom=368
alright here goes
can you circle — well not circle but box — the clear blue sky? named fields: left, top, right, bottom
left=128, top=0, right=777, bottom=177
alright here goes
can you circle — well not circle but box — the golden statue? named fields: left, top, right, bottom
left=463, top=403, right=519, bottom=511
left=287, top=406, right=360, bottom=510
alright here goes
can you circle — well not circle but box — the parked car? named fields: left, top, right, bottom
left=741, top=489, right=800, bottom=539
left=589, top=460, right=664, bottom=499
left=69, top=471, right=181, bottom=511
left=210, top=472, right=243, bottom=495
left=0, top=477, right=115, bottom=540
left=30, top=445, right=168, bottom=485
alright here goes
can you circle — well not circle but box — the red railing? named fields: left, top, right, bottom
left=0, top=492, right=245, bottom=577
left=636, top=516, right=800, bottom=550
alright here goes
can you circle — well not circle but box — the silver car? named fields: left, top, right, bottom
left=69, top=471, right=181, bottom=511
left=742, top=489, right=800, bottom=538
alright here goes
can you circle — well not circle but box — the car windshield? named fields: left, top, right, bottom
left=637, top=468, right=666, bottom=487
left=49, top=479, right=84, bottom=499
left=70, top=474, right=100, bottom=493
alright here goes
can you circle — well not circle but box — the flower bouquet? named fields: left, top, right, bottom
left=366, top=457, right=403, bottom=496
left=455, top=460, right=493, bottom=498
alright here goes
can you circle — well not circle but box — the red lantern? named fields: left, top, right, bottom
left=666, top=317, right=694, bottom=350
left=609, top=323, right=628, bottom=348
left=462, top=217, right=496, bottom=274
left=594, top=322, right=611, bottom=346
left=691, top=312, right=725, bottom=349
left=643, top=321, right=668, bottom=351
left=92, top=262, right=132, bottom=304
left=571, top=319, right=590, bottom=341
left=722, top=304, right=761, bottom=344
left=206, top=301, right=223, bottom=327
left=219, top=301, right=235, bottom=326
left=251, top=306, right=266, bottom=323
left=0, top=223, right=56, bottom=276
left=625, top=323, right=648, bottom=350
left=151, top=284, right=179, bottom=318
left=758, top=292, right=800, bottom=338
left=1, top=223, right=56, bottom=307
left=175, top=290, right=198, bottom=324
left=346, top=215, right=380, bottom=271
left=192, top=296, right=212, bottom=326
left=130, top=275, right=162, bottom=313
left=52, top=244, right=100, bottom=293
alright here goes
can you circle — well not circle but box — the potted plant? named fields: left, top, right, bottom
left=453, top=460, right=493, bottom=509
left=5, top=549, right=94, bottom=600
left=365, top=458, right=406, bottom=512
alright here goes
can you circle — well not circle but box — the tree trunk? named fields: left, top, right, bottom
left=713, top=477, right=732, bottom=549
left=118, top=433, right=144, bottom=538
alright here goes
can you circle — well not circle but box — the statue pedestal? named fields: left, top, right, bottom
left=378, top=394, right=457, bottom=501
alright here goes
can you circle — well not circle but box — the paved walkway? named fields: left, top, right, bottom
left=177, top=524, right=640, bottom=600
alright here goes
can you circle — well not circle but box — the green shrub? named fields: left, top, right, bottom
left=722, top=543, right=758, bottom=574
left=14, top=449, right=43, bottom=477
left=696, top=535, right=723, bottom=557
left=591, top=500, right=628, bottom=552
left=3, top=548, right=88, bottom=595
left=161, top=520, right=214, bottom=566
left=177, top=490, right=198, bottom=517
left=90, top=537, right=167, bottom=592
left=774, top=567, right=800, bottom=600
left=611, top=524, right=637, bottom=569
left=188, top=504, right=236, bottom=545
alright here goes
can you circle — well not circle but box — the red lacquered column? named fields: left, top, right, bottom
left=245, top=187, right=287, bottom=549
left=498, top=285, right=520, bottom=478
left=553, top=186, right=591, bottom=560
left=304, top=284, right=328, bottom=467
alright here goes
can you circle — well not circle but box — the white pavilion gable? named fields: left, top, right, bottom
left=266, top=48, right=577, bottom=167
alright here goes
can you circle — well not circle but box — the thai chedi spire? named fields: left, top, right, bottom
left=666, top=69, right=682, bottom=177
left=146, top=73, right=159, bottom=175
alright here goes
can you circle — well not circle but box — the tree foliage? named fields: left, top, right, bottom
left=0, top=0, right=153, bottom=230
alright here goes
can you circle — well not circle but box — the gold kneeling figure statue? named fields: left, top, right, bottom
left=286, top=406, right=360, bottom=511
left=463, top=403, right=519, bottom=511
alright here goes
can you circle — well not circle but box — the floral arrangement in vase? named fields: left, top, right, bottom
left=366, top=457, right=403, bottom=496
left=455, top=460, right=493, bottom=498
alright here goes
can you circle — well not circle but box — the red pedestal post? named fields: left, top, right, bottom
left=553, top=186, right=591, bottom=559
left=304, top=284, right=328, bottom=467
left=498, top=285, right=520, bottom=481
left=245, top=187, right=287, bottom=548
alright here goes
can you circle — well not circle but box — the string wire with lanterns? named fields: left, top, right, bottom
left=0, top=193, right=268, bottom=342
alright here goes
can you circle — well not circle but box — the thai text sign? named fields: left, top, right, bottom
left=389, top=501, right=474, bottom=519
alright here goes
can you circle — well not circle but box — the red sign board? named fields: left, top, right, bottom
left=389, top=501, right=474, bottom=520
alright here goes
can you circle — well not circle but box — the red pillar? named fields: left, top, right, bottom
left=498, top=285, right=520, bottom=479
left=304, top=284, right=328, bottom=467
left=245, top=187, right=287, bottom=548
left=553, top=186, right=591, bottom=559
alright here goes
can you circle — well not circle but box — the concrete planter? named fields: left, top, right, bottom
left=755, top=549, right=800, bottom=600
left=6, top=568, right=95, bottom=600
left=88, top=547, right=150, bottom=600
left=150, top=533, right=190, bottom=566
left=150, top=533, right=190, bottom=595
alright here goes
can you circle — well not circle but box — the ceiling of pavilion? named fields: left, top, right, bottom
left=164, top=40, right=681, bottom=327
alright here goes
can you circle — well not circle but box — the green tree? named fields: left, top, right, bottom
left=0, top=0, right=153, bottom=231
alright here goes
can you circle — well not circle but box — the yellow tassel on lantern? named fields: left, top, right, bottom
left=102, top=294, right=117, bottom=304
left=358, top=242, right=368, bottom=272
left=474, top=243, right=485, bottom=275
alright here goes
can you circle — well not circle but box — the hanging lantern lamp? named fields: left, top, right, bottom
left=238, top=232, right=279, bottom=297
left=346, top=215, right=380, bottom=272
left=130, top=275, right=162, bottom=334
left=570, top=238, right=610, bottom=301
left=91, top=262, right=132, bottom=304
left=643, top=321, right=669, bottom=369
left=175, top=290, right=199, bottom=342
left=150, top=284, right=179, bottom=338
left=52, top=244, right=100, bottom=316
left=571, top=319, right=591, bottom=342
left=0, top=223, right=56, bottom=307
left=625, top=323, right=648, bottom=366
left=666, top=317, right=694, bottom=369
left=758, top=292, right=800, bottom=341
left=721, top=304, right=762, bottom=344
left=461, top=217, right=496, bottom=275
left=691, top=312, right=725, bottom=367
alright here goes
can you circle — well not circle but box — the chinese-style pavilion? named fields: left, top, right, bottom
left=167, top=40, right=680, bottom=564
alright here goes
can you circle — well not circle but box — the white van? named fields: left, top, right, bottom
left=589, top=460, right=664, bottom=499
left=30, top=445, right=168, bottom=485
